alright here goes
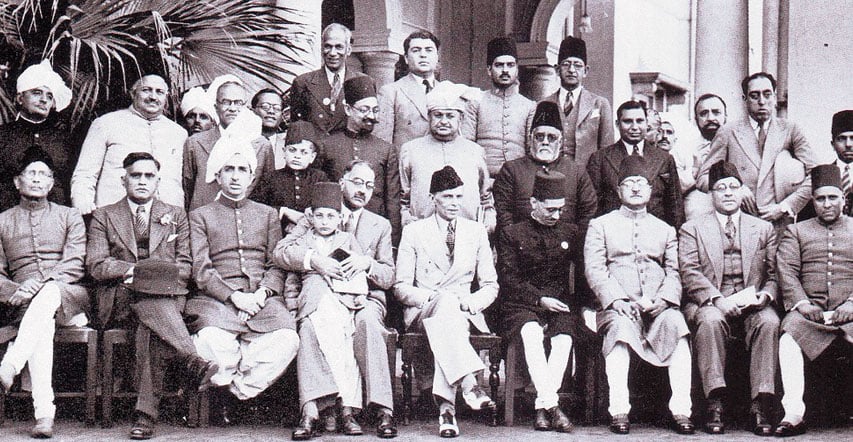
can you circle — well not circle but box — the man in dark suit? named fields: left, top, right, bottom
left=586, top=100, right=684, bottom=229
left=290, top=23, right=366, bottom=135
left=828, top=110, right=853, bottom=216
left=87, top=152, right=217, bottom=439
left=536, top=36, right=614, bottom=169
left=775, top=164, right=853, bottom=437
left=696, top=72, right=823, bottom=229
left=678, top=160, right=779, bottom=435
left=275, top=160, right=397, bottom=439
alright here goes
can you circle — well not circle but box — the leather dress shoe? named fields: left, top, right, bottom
left=753, top=409, right=773, bottom=436
left=186, top=356, right=218, bottom=392
left=610, top=414, right=630, bottom=434
left=376, top=412, right=398, bottom=438
left=705, top=399, right=724, bottom=434
left=534, top=408, right=551, bottom=431
left=672, top=414, right=695, bottom=435
left=291, top=415, right=317, bottom=441
left=31, top=417, right=54, bottom=439
left=774, top=421, right=806, bottom=437
left=341, top=414, right=363, bottom=436
left=462, top=385, right=494, bottom=411
left=438, top=410, right=459, bottom=438
left=549, top=406, right=574, bottom=433
left=129, top=413, right=155, bottom=440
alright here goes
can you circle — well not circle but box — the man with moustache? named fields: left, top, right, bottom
left=290, top=23, right=367, bottom=135
left=678, top=160, right=779, bottom=435
left=72, top=74, right=186, bottom=214
left=697, top=73, right=821, bottom=229
left=586, top=100, right=684, bottom=229
left=275, top=160, right=397, bottom=439
left=180, top=86, right=217, bottom=135
left=399, top=84, right=493, bottom=230
left=462, top=37, right=535, bottom=178
left=318, top=76, right=401, bottom=241
left=182, top=76, right=274, bottom=211
left=829, top=110, right=853, bottom=216
left=0, top=60, right=74, bottom=210
left=252, top=89, right=287, bottom=169
left=774, top=164, right=853, bottom=437
left=537, top=36, right=614, bottom=169
left=674, top=94, right=727, bottom=220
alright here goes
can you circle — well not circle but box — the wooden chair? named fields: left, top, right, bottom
left=0, top=325, right=98, bottom=425
left=398, top=332, right=502, bottom=426
left=100, top=327, right=203, bottom=428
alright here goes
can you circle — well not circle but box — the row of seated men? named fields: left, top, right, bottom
left=2, top=22, right=853, bottom=442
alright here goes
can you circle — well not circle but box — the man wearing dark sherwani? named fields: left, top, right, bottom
left=586, top=100, right=684, bottom=229
left=185, top=142, right=298, bottom=424
left=318, top=76, right=401, bottom=243
left=87, top=152, right=218, bottom=439
left=275, top=161, right=397, bottom=439
left=774, top=164, right=853, bottom=437
left=678, top=160, right=779, bottom=435
left=584, top=155, right=694, bottom=435
left=497, top=170, right=580, bottom=432
left=0, top=146, right=89, bottom=438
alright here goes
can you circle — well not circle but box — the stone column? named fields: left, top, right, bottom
left=356, top=51, right=400, bottom=88
left=519, top=65, right=559, bottom=102
left=695, top=0, right=749, bottom=122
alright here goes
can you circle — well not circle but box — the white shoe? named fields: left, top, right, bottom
left=0, top=363, right=14, bottom=393
left=438, top=410, right=458, bottom=438
left=462, top=385, right=494, bottom=411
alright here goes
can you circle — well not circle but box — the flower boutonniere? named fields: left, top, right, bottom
left=159, top=213, right=176, bottom=226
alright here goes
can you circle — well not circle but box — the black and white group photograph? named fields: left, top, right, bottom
left=0, top=0, right=851, bottom=440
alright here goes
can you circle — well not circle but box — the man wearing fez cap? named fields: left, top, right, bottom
left=185, top=149, right=298, bottom=425
left=87, top=151, right=217, bottom=439
left=498, top=170, right=590, bottom=432
left=399, top=83, right=495, bottom=232
left=536, top=36, right=614, bottom=169
left=829, top=110, right=853, bottom=216
left=0, top=146, right=89, bottom=438
left=678, top=160, right=780, bottom=435
left=462, top=36, right=535, bottom=178
left=395, top=166, right=498, bottom=438
left=585, top=155, right=694, bottom=435
left=0, top=60, right=75, bottom=210
left=317, top=74, right=402, bottom=243
left=587, top=100, right=684, bottom=229
left=775, top=163, right=853, bottom=436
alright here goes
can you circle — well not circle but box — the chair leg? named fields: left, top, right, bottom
left=504, top=342, right=518, bottom=427
left=401, top=359, right=412, bottom=426
left=0, top=388, right=5, bottom=426
left=101, top=338, right=115, bottom=428
left=85, top=332, right=98, bottom=426
left=488, top=348, right=501, bottom=427
left=385, top=331, right=397, bottom=410
left=198, top=389, right=209, bottom=428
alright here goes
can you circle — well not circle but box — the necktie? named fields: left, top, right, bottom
left=724, top=215, right=736, bottom=245
left=563, top=91, right=574, bottom=116
left=757, top=122, right=767, bottom=156
left=135, top=205, right=148, bottom=237
left=341, top=212, right=354, bottom=233
left=631, top=144, right=640, bottom=156
left=446, top=221, right=456, bottom=261
left=843, top=164, right=851, bottom=195
left=330, top=72, right=342, bottom=111
left=423, top=79, right=432, bottom=94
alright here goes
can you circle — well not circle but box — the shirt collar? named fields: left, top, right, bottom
left=618, top=205, right=648, bottom=219
left=409, top=72, right=436, bottom=88
left=624, top=140, right=646, bottom=155
left=325, top=66, right=345, bottom=85
left=127, top=198, right=154, bottom=216
left=491, top=82, right=519, bottom=96
left=129, top=105, right=163, bottom=122
left=433, top=213, right=455, bottom=231
left=340, top=205, right=362, bottom=228
left=836, top=158, right=851, bottom=170
left=559, top=86, right=582, bottom=107
left=715, top=210, right=740, bottom=230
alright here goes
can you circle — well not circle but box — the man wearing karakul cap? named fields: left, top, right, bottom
left=0, top=59, right=75, bottom=210
left=180, top=86, right=217, bottom=134
left=394, top=166, right=498, bottom=438
left=462, top=37, right=535, bottom=177
left=828, top=110, right=853, bottom=216
left=399, top=82, right=495, bottom=232
left=584, top=155, right=694, bottom=435
left=774, top=163, right=853, bottom=437
left=537, top=36, right=614, bottom=168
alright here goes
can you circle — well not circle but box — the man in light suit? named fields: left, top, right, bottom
left=275, top=160, right=398, bottom=439
left=376, top=31, right=455, bottom=148
left=394, top=166, right=499, bottom=438
left=87, top=152, right=217, bottom=439
left=536, top=36, right=614, bottom=169
left=696, top=72, right=823, bottom=229
left=678, top=160, right=779, bottom=436
left=290, top=23, right=367, bottom=135
left=252, top=88, right=287, bottom=169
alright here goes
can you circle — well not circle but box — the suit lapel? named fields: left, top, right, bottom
left=575, top=88, right=593, bottom=127
left=147, top=200, right=170, bottom=255
left=604, top=143, right=628, bottom=181
left=307, top=69, right=333, bottom=113
left=733, top=121, right=761, bottom=170
left=422, top=217, right=451, bottom=273
left=698, top=215, right=724, bottom=287
left=353, top=211, right=377, bottom=253
left=201, top=126, right=221, bottom=155
left=739, top=215, right=758, bottom=283
left=757, top=118, right=784, bottom=188
left=109, top=198, right=138, bottom=258
left=398, top=75, right=428, bottom=121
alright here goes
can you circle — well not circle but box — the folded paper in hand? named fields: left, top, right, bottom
left=727, top=286, right=760, bottom=308
left=331, top=271, right=369, bottom=295
left=823, top=311, right=835, bottom=326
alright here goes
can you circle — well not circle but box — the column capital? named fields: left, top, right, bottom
left=356, top=50, right=400, bottom=88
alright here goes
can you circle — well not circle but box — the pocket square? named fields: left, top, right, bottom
left=166, top=233, right=179, bottom=242
left=589, top=109, right=600, bottom=119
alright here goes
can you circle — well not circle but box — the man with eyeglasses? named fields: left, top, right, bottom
left=72, top=74, right=187, bottom=214
left=537, top=36, right=614, bottom=169
left=696, top=72, right=822, bottom=230
left=462, top=37, right=535, bottom=178
left=678, top=160, right=779, bottom=435
left=318, top=76, right=401, bottom=243
left=587, top=100, right=684, bottom=229
left=252, top=88, right=287, bottom=167
left=584, top=155, right=694, bottom=435
left=290, top=23, right=367, bottom=135
left=182, top=76, right=274, bottom=211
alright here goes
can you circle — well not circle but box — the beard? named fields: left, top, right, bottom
left=699, top=125, right=719, bottom=141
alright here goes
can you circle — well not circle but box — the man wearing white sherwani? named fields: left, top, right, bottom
left=394, top=166, right=498, bottom=438
left=585, top=155, right=694, bottom=435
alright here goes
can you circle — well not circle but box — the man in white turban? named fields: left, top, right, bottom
left=180, top=86, right=217, bottom=134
